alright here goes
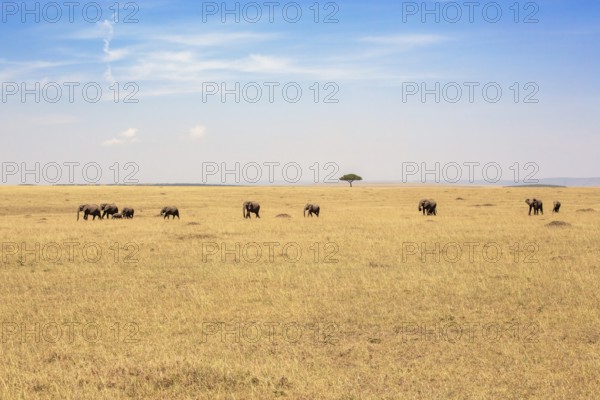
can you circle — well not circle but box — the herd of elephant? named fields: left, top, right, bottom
left=416, top=198, right=560, bottom=216
left=77, top=203, right=134, bottom=220
left=75, top=202, right=319, bottom=220
left=76, top=198, right=562, bottom=221
left=77, top=204, right=179, bottom=220
left=525, top=198, right=561, bottom=215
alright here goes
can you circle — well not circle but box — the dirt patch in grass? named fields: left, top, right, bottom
left=175, top=234, right=216, bottom=240
left=546, top=221, right=571, bottom=227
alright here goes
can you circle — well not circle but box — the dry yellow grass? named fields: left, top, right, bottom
left=0, top=185, right=599, bottom=399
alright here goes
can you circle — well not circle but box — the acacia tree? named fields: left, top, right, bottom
left=339, top=174, right=362, bottom=187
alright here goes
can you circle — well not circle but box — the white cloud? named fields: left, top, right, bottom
left=103, top=66, right=115, bottom=85
left=361, top=34, right=451, bottom=47
left=29, top=114, right=80, bottom=126
left=120, top=128, right=138, bottom=138
left=98, top=18, right=129, bottom=83
left=100, top=20, right=114, bottom=53
left=102, top=128, right=138, bottom=146
left=156, top=32, right=277, bottom=47
left=102, top=138, right=125, bottom=146
left=188, top=125, right=206, bottom=140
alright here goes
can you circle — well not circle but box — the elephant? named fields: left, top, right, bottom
left=553, top=201, right=561, bottom=213
left=304, top=204, right=320, bottom=217
left=525, top=198, right=543, bottom=215
left=161, top=206, right=180, bottom=219
left=243, top=201, right=260, bottom=219
left=122, top=208, right=135, bottom=219
left=112, top=213, right=123, bottom=219
left=100, top=203, right=119, bottom=220
left=418, top=199, right=437, bottom=216
left=77, top=204, right=102, bottom=221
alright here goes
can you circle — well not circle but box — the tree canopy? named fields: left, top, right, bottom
left=339, top=174, right=363, bottom=187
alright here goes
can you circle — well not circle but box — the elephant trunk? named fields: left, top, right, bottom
left=77, top=209, right=80, bottom=221
left=304, top=208, right=306, bottom=217
left=243, top=204, right=245, bottom=218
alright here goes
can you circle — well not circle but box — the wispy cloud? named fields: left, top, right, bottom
left=98, top=18, right=129, bottom=85
left=103, top=128, right=139, bottom=146
left=188, top=125, right=206, bottom=140
left=361, top=34, right=451, bottom=48
left=155, top=32, right=278, bottom=47
left=28, top=114, right=80, bottom=126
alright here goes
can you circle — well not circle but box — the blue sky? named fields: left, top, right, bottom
left=0, top=0, right=598, bottom=184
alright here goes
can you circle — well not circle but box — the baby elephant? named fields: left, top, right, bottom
left=100, top=203, right=119, bottom=220
left=161, top=206, right=180, bottom=219
left=112, top=213, right=123, bottom=219
left=553, top=201, right=561, bottom=213
left=122, top=208, right=135, bottom=219
left=304, top=204, right=320, bottom=217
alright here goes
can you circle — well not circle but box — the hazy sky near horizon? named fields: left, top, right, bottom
left=0, top=0, right=598, bottom=184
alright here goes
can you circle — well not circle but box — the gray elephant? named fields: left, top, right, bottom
left=112, top=213, right=123, bottom=219
left=77, top=204, right=102, bottom=221
left=100, top=203, right=119, bottom=220
left=161, top=206, right=180, bottom=219
left=304, top=204, right=320, bottom=217
left=122, top=208, right=135, bottom=219
left=553, top=201, right=561, bottom=213
left=525, top=198, right=543, bottom=215
left=418, top=199, right=437, bottom=216
left=243, top=201, right=260, bottom=219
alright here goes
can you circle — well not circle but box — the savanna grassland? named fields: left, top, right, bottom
left=0, top=185, right=599, bottom=399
